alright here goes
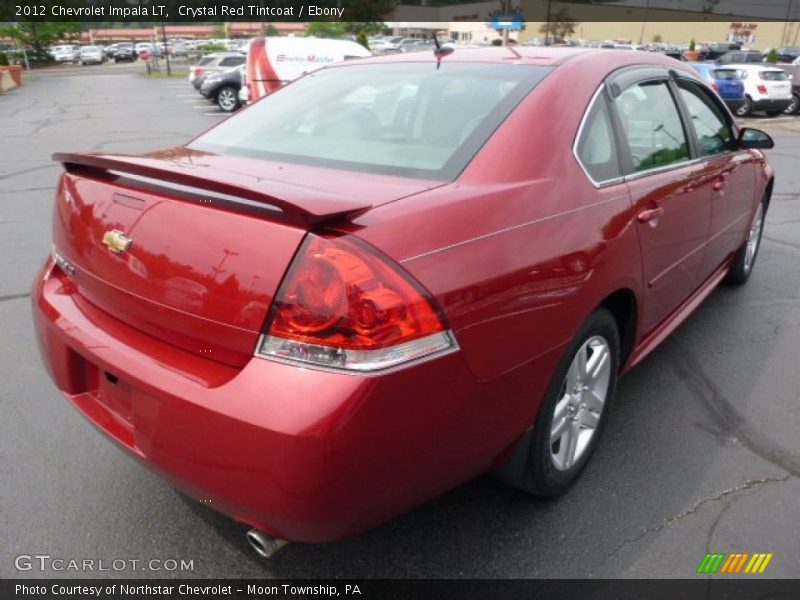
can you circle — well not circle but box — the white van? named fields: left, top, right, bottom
left=239, top=37, right=371, bottom=105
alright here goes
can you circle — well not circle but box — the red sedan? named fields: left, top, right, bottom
left=33, top=47, right=775, bottom=554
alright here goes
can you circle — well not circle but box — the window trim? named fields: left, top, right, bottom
left=574, top=66, right=748, bottom=189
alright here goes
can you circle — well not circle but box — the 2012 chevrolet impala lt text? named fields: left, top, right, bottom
left=32, top=48, right=775, bottom=552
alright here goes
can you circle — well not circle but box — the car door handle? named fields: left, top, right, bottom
left=637, top=207, right=664, bottom=223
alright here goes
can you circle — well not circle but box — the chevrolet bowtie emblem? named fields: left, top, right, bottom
left=102, top=230, right=132, bottom=253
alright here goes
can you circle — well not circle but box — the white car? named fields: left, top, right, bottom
left=79, top=46, right=104, bottom=65
left=51, top=45, right=75, bottom=63
left=730, top=64, right=794, bottom=117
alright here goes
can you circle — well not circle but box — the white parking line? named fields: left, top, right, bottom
left=204, top=113, right=226, bottom=117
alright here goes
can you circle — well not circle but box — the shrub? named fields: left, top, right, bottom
left=0, top=52, right=9, bottom=66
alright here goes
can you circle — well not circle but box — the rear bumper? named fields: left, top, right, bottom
left=32, top=258, right=536, bottom=542
left=750, top=97, right=793, bottom=112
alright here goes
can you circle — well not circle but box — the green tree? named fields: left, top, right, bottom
left=689, top=39, right=696, bottom=51
left=539, top=8, right=578, bottom=42
left=210, top=23, right=226, bottom=39
left=0, top=22, right=81, bottom=61
left=766, top=48, right=779, bottom=63
left=262, top=23, right=280, bottom=37
left=306, top=22, right=347, bottom=38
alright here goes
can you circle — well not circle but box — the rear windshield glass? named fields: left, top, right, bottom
left=760, top=70, right=789, bottom=81
left=713, top=69, right=741, bottom=80
left=191, top=62, right=552, bottom=180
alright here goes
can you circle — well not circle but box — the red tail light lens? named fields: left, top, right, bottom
left=193, top=67, right=202, bottom=77
left=757, top=84, right=768, bottom=95
left=257, top=234, right=455, bottom=372
left=712, top=82, right=720, bottom=92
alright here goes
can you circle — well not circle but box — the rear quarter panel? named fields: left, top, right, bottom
left=347, top=55, right=650, bottom=385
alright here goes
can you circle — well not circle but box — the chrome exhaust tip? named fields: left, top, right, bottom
left=246, top=528, right=288, bottom=559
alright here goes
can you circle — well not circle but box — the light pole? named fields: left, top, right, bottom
left=161, top=21, right=171, bottom=76
left=638, top=0, right=650, bottom=45
left=544, top=0, right=552, bottom=45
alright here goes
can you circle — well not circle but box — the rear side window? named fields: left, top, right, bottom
left=677, top=80, right=735, bottom=156
left=575, top=93, right=620, bottom=183
left=219, top=56, right=245, bottom=67
left=614, top=80, right=689, bottom=173
left=760, top=70, right=789, bottom=81
left=198, top=56, right=215, bottom=66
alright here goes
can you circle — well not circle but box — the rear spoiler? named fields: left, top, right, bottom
left=52, top=152, right=372, bottom=226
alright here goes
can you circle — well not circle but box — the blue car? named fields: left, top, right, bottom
left=688, top=62, right=746, bottom=113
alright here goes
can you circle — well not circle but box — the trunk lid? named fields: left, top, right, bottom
left=51, top=150, right=443, bottom=367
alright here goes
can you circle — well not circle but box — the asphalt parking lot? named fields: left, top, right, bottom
left=1, top=63, right=799, bottom=579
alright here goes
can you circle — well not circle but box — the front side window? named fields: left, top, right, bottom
left=575, top=92, right=620, bottom=183
left=614, top=80, right=689, bottom=173
left=677, top=80, right=735, bottom=157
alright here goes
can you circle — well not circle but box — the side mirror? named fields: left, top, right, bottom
left=738, top=128, right=775, bottom=150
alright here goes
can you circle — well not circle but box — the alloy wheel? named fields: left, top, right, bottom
left=550, top=335, right=612, bottom=471
left=218, top=88, right=237, bottom=112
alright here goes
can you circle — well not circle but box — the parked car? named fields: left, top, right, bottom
left=730, top=63, right=794, bottom=116
left=239, top=36, right=370, bottom=105
left=51, top=45, right=76, bottom=63
left=774, top=46, right=800, bottom=64
left=698, top=42, right=741, bottom=61
left=716, top=50, right=763, bottom=66
left=35, top=48, right=775, bottom=552
left=780, top=64, right=800, bottom=114
left=188, top=52, right=245, bottom=90
left=114, top=43, right=137, bottom=62
left=104, top=43, right=119, bottom=59
left=687, top=62, right=746, bottom=113
left=200, top=65, right=244, bottom=112
left=79, top=46, right=104, bottom=66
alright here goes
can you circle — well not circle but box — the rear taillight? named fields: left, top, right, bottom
left=712, top=82, right=720, bottom=92
left=256, top=233, right=455, bottom=372
left=193, top=67, right=202, bottom=77
left=757, top=84, right=768, bottom=95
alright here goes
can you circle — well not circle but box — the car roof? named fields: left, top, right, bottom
left=342, top=46, right=697, bottom=78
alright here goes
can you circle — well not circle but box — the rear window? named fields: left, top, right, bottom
left=713, top=69, right=741, bottom=80
left=191, top=62, right=551, bottom=180
left=760, top=70, right=789, bottom=81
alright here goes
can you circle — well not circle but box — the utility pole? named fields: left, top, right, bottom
left=638, top=0, right=650, bottom=45
left=544, top=0, right=552, bottom=45
left=501, top=0, right=510, bottom=46
left=161, top=21, right=171, bottom=76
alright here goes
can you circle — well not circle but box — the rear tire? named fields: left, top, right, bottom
left=496, top=309, right=620, bottom=497
left=784, top=93, right=800, bottom=115
left=725, top=197, right=766, bottom=285
left=735, top=96, right=752, bottom=117
left=216, top=85, right=239, bottom=112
